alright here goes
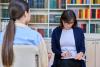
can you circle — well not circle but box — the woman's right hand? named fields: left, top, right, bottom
left=48, top=52, right=52, bottom=61
left=61, top=51, right=71, bottom=59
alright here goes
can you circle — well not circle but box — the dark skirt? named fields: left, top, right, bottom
left=52, top=59, right=82, bottom=67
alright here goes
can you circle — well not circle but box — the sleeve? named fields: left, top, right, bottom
left=80, top=28, right=85, bottom=54
left=51, top=29, right=62, bottom=56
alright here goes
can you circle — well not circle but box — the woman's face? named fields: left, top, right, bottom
left=63, top=19, right=74, bottom=30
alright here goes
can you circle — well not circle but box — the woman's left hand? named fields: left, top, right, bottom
left=48, top=52, right=52, bottom=61
left=75, top=52, right=84, bottom=60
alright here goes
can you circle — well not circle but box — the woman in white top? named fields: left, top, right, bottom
left=51, top=10, right=86, bottom=67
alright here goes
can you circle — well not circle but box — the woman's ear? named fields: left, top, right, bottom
left=24, top=11, right=28, bottom=17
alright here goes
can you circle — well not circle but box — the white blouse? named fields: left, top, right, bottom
left=60, top=28, right=77, bottom=59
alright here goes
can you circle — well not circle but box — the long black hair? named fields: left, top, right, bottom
left=2, top=0, right=29, bottom=67
left=60, top=10, right=77, bottom=28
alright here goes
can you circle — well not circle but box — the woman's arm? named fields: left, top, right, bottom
left=51, top=29, right=62, bottom=56
left=75, top=28, right=85, bottom=60
left=80, top=29, right=85, bottom=54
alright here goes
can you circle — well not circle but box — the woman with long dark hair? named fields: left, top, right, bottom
left=0, top=0, right=48, bottom=67
left=51, top=10, right=86, bottom=67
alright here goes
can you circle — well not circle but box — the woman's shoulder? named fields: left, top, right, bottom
left=28, top=28, right=42, bottom=38
left=74, top=27, right=82, bottom=30
left=73, top=27, right=84, bottom=32
left=53, top=26, right=62, bottom=32
left=16, top=26, right=41, bottom=39
left=17, top=26, right=39, bottom=34
left=30, top=29, right=38, bottom=34
left=29, top=29, right=41, bottom=38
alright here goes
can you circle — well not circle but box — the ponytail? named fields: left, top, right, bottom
left=2, top=19, right=15, bottom=67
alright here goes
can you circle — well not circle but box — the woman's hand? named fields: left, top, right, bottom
left=48, top=52, right=52, bottom=61
left=61, top=51, right=71, bottom=59
left=75, top=52, right=84, bottom=60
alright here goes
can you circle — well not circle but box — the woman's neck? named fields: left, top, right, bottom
left=63, top=27, right=72, bottom=30
left=15, top=19, right=26, bottom=25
